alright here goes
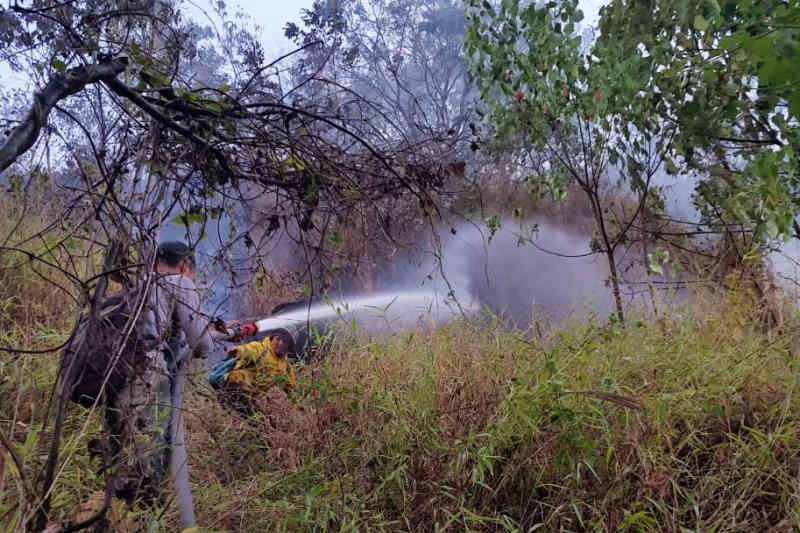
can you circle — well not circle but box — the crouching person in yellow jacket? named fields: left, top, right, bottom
left=221, top=328, right=296, bottom=418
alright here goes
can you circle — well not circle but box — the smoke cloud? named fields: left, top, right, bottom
left=390, top=219, right=616, bottom=325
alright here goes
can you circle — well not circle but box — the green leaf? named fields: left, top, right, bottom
left=299, top=283, right=313, bottom=297
left=485, top=213, right=502, bottom=242
left=693, top=15, right=709, bottom=31
left=171, top=208, right=206, bottom=227
left=788, top=93, right=800, bottom=119
left=653, top=395, right=669, bottom=423
left=50, top=59, right=66, bottom=73
left=647, top=249, right=670, bottom=276
left=327, top=232, right=342, bottom=245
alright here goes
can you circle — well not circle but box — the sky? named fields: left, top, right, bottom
left=0, top=0, right=316, bottom=91
left=187, top=0, right=609, bottom=54
left=181, top=0, right=314, bottom=56
left=191, top=0, right=609, bottom=45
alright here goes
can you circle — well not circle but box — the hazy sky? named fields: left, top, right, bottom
left=182, top=0, right=314, bottom=56
left=192, top=0, right=609, bottom=55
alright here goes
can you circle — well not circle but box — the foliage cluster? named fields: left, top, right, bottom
left=595, top=0, right=800, bottom=242
left=466, top=0, right=800, bottom=243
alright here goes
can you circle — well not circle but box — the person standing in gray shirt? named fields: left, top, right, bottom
left=108, top=241, right=213, bottom=531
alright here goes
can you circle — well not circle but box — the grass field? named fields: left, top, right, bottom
left=173, top=304, right=800, bottom=532
left=2, top=190, right=800, bottom=531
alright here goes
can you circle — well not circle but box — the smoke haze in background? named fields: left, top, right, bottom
left=383, top=219, right=615, bottom=325
left=448, top=221, right=613, bottom=323
left=175, top=167, right=798, bottom=328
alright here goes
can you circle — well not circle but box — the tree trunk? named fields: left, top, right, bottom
left=605, top=248, right=624, bottom=323
left=584, top=186, right=625, bottom=323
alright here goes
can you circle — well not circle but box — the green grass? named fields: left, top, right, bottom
left=2, top=183, right=799, bottom=530
left=4, top=291, right=800, bottom=531
left=174, top=305, right=800, bottom=532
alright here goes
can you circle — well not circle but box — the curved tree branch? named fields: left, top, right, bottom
left=0, top=57, right=129, bottom=173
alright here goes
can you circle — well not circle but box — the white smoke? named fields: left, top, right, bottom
left=389, top=219, right=616, bottom=325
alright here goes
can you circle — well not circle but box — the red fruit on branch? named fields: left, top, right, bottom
left=515, top=86, right=524, bottom=102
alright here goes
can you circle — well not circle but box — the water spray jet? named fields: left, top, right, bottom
left=210, top=289, right=480, bottom=363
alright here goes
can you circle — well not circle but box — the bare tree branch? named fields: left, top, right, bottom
left=0, top=57, right=129, bottom=172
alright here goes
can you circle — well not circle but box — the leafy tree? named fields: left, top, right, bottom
left=465, top=0, right=672, bottom=322
left=596, top=0, right=800, bottom=244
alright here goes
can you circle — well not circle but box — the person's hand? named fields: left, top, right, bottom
left=226, top=321, right=257, bottom=341
left=224, top=346, right=239, bottom=358
left=211, top=317, right=229, bottom=333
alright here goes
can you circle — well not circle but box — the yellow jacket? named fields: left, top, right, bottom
left=223, top=337, right=295, bottom=395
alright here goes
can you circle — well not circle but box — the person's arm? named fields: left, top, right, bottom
left=226, top=338, right=268, bottom=365
left=172, top=276, right=214, bottom=357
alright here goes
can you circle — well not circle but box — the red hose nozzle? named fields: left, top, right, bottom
left=229, top=322, right=257, bottom=341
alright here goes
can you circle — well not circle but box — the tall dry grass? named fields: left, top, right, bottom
left=0, top=185, right=106, bottom=531
left=178, top=296, right=800, bottom=532
left=3, top=181, right=800, bottom=532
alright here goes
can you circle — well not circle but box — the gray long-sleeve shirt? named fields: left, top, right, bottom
left=150, top=273, right=214, bottom=363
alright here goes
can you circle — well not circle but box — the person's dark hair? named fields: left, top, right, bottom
left=269, top=328, right=295, bottom=353
left=156, top=241, right=195, bottom=268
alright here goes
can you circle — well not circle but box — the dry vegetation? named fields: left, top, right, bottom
left=2, top=190, right=800, bottom=532
left=170, top=296, right=800, bottom=532
left=0, top=188, right=106, bottom=530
